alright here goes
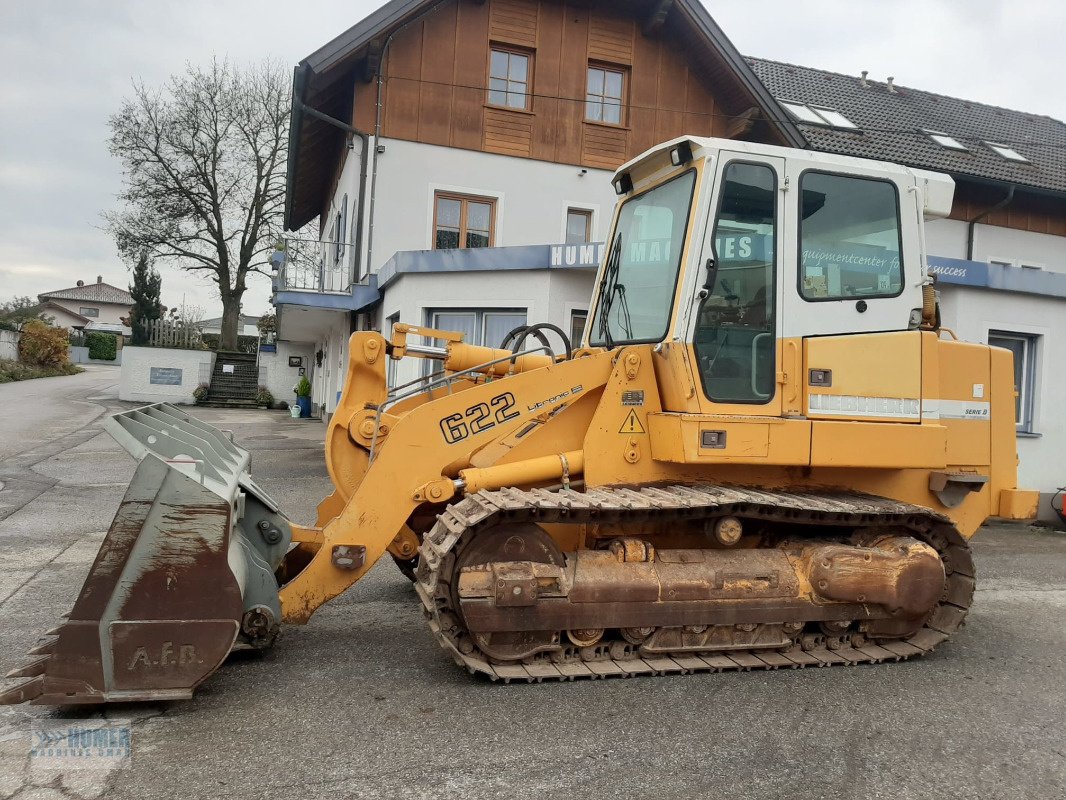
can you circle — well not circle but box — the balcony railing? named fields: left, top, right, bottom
left=273, top=237, right=352, bottom=295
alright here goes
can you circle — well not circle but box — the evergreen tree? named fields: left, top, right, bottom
left=128, top=252, right=162, bottom=345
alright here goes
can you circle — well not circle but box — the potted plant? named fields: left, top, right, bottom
left=255, top=386, right=274, bottom=409
left=293, top=376, right=312, bottom=418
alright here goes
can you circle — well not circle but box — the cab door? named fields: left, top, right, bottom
left=684, top=153, right=786, bottom=418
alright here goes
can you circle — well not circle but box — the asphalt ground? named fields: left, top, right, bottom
left=1, top=368, right=1064, bottom=800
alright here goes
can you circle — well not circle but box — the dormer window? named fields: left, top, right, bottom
left=923, top=130, right=968, bottom=151
left=985, top=141, right=1029, bottom=162
left=779, top=101, right=858, bottom=130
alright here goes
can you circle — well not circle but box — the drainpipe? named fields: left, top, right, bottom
left=967, top=185, right=1015, bottom=260
left=368, top=0, right=451, bottom=278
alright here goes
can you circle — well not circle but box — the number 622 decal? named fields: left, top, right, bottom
left=439, top=392, right=519, bottom=444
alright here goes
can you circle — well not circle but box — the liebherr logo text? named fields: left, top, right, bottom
left=528, top=385, right=583, bottom=412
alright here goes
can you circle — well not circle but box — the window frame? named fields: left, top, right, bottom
left=988, top=330, right=1038, bottom=434
left=487, top=45, right=534, bottom=112
left=984, top=141, right=1029, bottom=163
left=779, top=100, right=858, bottom=130
left=569, top=308, right=588, bottom=348
left=698, top=159, right=779, bottom=406
left=565, top=207, right=593, bottom=244
left=585, top=63, right=627, bottom=126
left=923, top=129, right=968, bottom=151
left=428, top=308, right=528, bottom=348
left=79, top=307, right=100, bottom=318
left=432, top=191, right=497, bottom=251
left=796, top=168, right=906, bottom=304
left=588, top=167, right=698, bottom=348
left=334, top=194, right=347, bottom=266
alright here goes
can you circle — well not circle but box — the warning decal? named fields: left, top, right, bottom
left=618, top=409, right=646, bottom=434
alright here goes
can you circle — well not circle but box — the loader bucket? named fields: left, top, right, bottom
left=0, top=404, right=292, bottom=705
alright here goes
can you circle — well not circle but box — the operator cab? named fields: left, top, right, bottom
left=588, top=136, right=954, bottom=415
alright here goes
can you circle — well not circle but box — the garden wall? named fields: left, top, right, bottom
left=119, top=346, right=215, bottom=404
left=69, top=346, right=122, bottom=365
left=0, top=330, right=19, bottom=361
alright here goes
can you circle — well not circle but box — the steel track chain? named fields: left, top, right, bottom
left=414, top=484, right=975, bottom=683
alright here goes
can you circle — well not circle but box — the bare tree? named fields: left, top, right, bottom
left=105, top=59, right=288, bottom=351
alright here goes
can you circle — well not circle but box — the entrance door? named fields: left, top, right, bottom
left=689, top=154, right=784, bottom=416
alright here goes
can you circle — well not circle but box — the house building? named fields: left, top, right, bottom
left=275, top=0, right=1066, bottom=521
left=749, top=59, right=1066, bottom=522
left=198, top=314, right=262, bottom=338
left=275, top=0, right=801, bottom=413
left=37, top=276, right=134, bottom=336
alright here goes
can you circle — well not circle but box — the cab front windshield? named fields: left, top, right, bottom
left=591, top=169, right=696, bottom=346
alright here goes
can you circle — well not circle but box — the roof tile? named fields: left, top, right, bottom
left=38, top=282, right=134, bottom=305
left=750, top=58, right=1066, bottom=195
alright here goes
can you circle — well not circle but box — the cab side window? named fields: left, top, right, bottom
left=694, top=162, right=777, bottom=404
left=799, top=172, right=903, bottom=300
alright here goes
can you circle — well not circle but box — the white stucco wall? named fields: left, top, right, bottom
left=327, top=138, right=616, bottom=276
left=924, top=218, right=969, bottom=261
left=0, top=330, right=18, bottom=361
left=379, top=268, right=595, bottom=385
left=258, top=342, right=316, bottom=407
left=938, top=285, right=1066, bottom=515
left=119, top=346, right=215, bottom=404
left=48, top=298, right=129, bottom=327
left=926, top=218, right=1066, bottom=274
left=43, top=305, right=92, bottom=330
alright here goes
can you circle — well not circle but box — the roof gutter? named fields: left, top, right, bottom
left=966, top=184, right=1015, bottom=261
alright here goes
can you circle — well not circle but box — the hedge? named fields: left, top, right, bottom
left=19, top=321, right=70, bottom=367
left=86, top=331, right=118, bottom=361
left=0, top=359, right=82, bottom=383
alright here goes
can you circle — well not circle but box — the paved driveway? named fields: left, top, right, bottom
left=0, top=375, right=1064, bottom=799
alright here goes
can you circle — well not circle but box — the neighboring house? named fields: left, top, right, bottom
left=749, top=58, right=1066, bottom=520
left=275, top=0, right=801, bottom=415
left=37, top=276, right=134, bottom=336
left=198, top=315, right=262, bottom=338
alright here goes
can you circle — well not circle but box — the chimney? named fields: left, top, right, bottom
left=860, top=70, right=869, bottom=88
left=96, top=275, right=103, bottom=283
left=886, top=76, right=897, bottom=94
left=76, top=280, right=84, bottom=287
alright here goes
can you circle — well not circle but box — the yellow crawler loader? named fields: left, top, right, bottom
left=1, top=136, right=1038, bottom=704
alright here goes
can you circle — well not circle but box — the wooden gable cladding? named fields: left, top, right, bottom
left=948, top=182, right=1066, bottom=237
left=355, top=0, right=764, bottom=171
left=587, top=9, right=633, bottom=65
left=582, top=123, right=627, bottom=169
left=490, top=0, right=539, bottom=47
left=484, top=107, right=534, bottom=156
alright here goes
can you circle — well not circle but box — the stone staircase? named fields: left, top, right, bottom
left=201, top=351, right=260, bottom=408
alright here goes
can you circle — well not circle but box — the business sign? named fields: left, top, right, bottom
left=549, top=243, right=606, bottom=268
left=925, top=256, right=989, bottom=287
left=715, top=232, right=773, bottom=263
left=149, top=367, right=182, bottom=385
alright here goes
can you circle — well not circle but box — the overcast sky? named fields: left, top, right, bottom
left=1, top=0, right=1063, bottom=319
